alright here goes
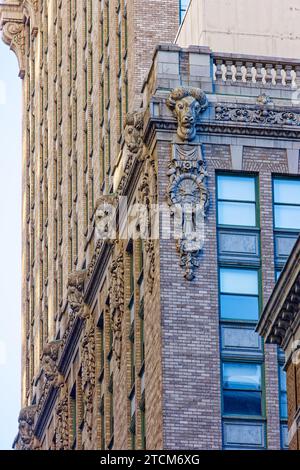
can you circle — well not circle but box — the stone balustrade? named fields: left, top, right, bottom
left=213, top=53, right=300, bottom=87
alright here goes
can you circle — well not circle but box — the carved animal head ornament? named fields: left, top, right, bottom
left=17, top=406, right=37, bottom=450
left=124, top=111, right=144, bottom=154
left=167, top=87, right=208, bottom=141
left=94, top=195, right=117, bottom=242
left=42, top=341, right=61, bottom=383
left=67, top=270, right=86, bottom=316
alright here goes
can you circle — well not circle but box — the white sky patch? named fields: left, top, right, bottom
left=0, top=80, right=6, bottom=105
left=0, top=340, right=7, bottom=366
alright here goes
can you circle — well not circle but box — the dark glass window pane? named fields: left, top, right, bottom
left=280, top=392, right=288, bottom=420
left=220, top=294, right=259, bottom=321
left=223, top=390, right=262, bottom=416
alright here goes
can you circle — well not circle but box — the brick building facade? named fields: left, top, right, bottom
left=257, top=237, right=300, bottom=450
left=1, top=0, right=300, bottom=451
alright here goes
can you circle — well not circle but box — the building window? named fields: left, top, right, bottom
left=219, top=268, right=259, bottom=321
left=179, top=0, right=189, bottom=23
left=217, top=172, right=265, bottom=449
left=273, top=178, right=300, bottom=230
left=222, top=362, right=263, bottom=416
left=217, top=175, right=257, bottom=227
left=279, top=366, right=288, bottom=420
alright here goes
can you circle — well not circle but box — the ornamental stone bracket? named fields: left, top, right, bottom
left=94, top=194, right=118, bottom=244
left=14, top=405, right=39, bottom=450
left=42, top=340, right=63, bottom=388
left=0, top=1, right=39, bottom=78
left=61, top=270, right=87, bottom=347
left=269, top=282, right=300, bottom=347
left=114, top=110, right=145, bottom=194
left=67, top=270, right=87, bottom=320
left=166, top=87, right=209, bottom=281
left=0, top=3, right=25, bottom=78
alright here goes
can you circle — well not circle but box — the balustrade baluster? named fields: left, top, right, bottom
left=284, top=65, right=293, bottom=87
left=235, top=60, right=243, bottom=83
left=245, top=61, right=253, bottom=83
left=255, top=63, right=263, bottom=84
left=294, top=65, right=300, bottom=89
left=225, top=60, right=233, bottom=82
left=215, top=59, right=223, bottom=81
left=264, top=63, right=273, bottom=84
left=275, top=64, right=283, bottom=85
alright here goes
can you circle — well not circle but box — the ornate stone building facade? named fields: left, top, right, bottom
left=257, top=236, right=300, bottom=450
left=1, top=0, right=300, bottom=451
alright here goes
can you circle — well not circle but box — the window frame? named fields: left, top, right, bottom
left=216, top=173, right=260, bottom=229
left=221, top=360, right=265, bottom=419
left=272, top=176, right=300, bottom=232
left=218, top=266, right=262, bottom=324
left=179, top=0, right=189, bottom=23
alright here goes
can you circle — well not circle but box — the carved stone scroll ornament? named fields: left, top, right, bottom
left=168, top=144, right=209, bottom=280
left=138, top=156, right=158, bottom=294
left=109, top=246, right=125, bottom=368
left=167, top=87, right=208, bottom=141
left=166, top=88, right=209, bottom=280
left=55, top=385, right=69, bottom=450
left=81, top=313, right=96, bottom=441
left=1, top=20, right=26, bottom=78
left=15, top=405, right=37, bottom=450
left=215, top=104, right=300, bottom=126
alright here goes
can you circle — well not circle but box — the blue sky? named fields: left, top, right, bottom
left=0, top=39, right=22, bottom=449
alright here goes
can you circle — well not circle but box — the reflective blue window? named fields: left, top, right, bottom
left=223, top=363, right=262, bottom=416
left=273, top=178, right=300, bottom=230
left=179, top=0, right=189, bottom=23
left=217, top=175, right=257, bottom=227
left=279, top=366, right=288, bottom=420
left=220, top=268, right=259, bottom=321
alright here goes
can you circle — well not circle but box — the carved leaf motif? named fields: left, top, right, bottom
left=81, top=315, right=96, bottom=440
left=109, top=248, right=125, bottom=368
left=215, top=104, right=300, bottom=126
left=55, top=386, right=69, bottom=450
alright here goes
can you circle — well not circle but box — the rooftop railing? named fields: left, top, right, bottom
left=212, top=52, right=300, bottom=88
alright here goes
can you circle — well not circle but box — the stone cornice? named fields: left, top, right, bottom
left=34, top=386, right=58, bottom=441
left=58, top=315, right=84, bottom=376
left=84, top=241, right=113, bottom=306
left=144, top=112, right=300, bottom=149
left=256, top=236, right=300, bottom=349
